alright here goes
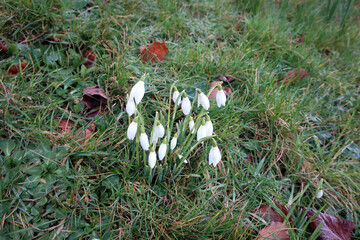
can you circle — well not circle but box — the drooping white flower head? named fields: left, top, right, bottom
left=209, top=140, right=221, bottom=167
left=158, top=139, right=167, bottom=161
left=170, top=134, right=178, bottom=150
left=205, top=115, right=213, bottom=137
left=127, top=117, right=139, bottom=140
left=126, top=98, right=136, bottom=116
left=129, top=80, right=145, bottom=104
left=189, top=116, right=195, bottom=134
left=149, top=147, right=157, bottom=169
left=197, top=119, right=207, bottom=142
left=140, top=127, right=150, bottom=151
left=198, top=90, right=210, bottom=110
left=216, top=85, right=226, bottom=107
left=172, top=87, right=182, bottom=105
left=178, top=154, right=188, bottom=164
left=181, top=93, right=191, bottom=115
left=155, top=122, right=165, bottom=139
left=316, top=189, right=324, bottom=199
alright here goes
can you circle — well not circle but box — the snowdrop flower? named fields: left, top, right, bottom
left=148, top=147, right=157, bottom=169
left=127, top=117, right=138, bottom=140
left=139, top=127, right=150, bottom=151
left=205, top=115, right=213, bottom=137
left=209, top=139, right=221, bottom=167
left=158, top=139, right=167, bottom=161
left=129, top=80, right=145, bottom=104
left=172, top=87, right=181, bottom=105
left=126, top=99, right=136, bottom=116
left=197, top=119, right=207, bottom=141
left=197, top=90, right=210, bottom=110
left=181, top=93, right=191, bottom=115
left=151, top=134, right=158, bottom=144
left=216, top=85, right=226, bottom=107
left=170, top=133, right=178, bottom=150
left=155, top=122, right=165, bottom=138
left=316, top=189, right=324, bottom=199
left=189, top=116, right=195, bottom=134
left=178, top=154, right=188, bottom=164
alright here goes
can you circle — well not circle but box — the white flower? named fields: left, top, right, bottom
left=151, top=134, right=158, bottom=144
left=189, top=116, right=195, bottom=134
left=197, top=120, right=207, bottom=141
left=172, top=87, right=181, bottom=105
left=155, top=123, right=165, bottom=138
left=140, top=132, right=150, bottom=150
left=149, top=148, right=157, bottom=169
left=127, top=117, right=138, bottom=140
left=126, top=99, right=136, bottom=116
left=205, top=115, right=213, bottom=137
left=129, top=80, right=145, bottom=104
left=216, top=86, right=226, bottom=107
left=209, top=141, right=221, bottom=166
left=158, top=140, right=167, bottom=160
left=170, top=135, right=177, bottom=150
left=182, top=94, right=191, bottom=115
left=316, top=189, right=324, bottom=199
left=178, top=154, right=188, bottom=164
left=198, top=92, right=210, bottom=110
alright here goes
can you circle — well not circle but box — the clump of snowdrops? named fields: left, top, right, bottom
left=125, top=75, right=227, bottom=182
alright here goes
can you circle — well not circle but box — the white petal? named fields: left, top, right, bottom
left=216, top=90, right=226, bottom=107
left=209, top=146, right=221, bottom=166
left=126, top=99, right=136, bottom=116
left=199, top=92, right=210, bottom=110
left=173, top=90, right=181, bottom=105
left=170, top=137, right=177, bottom=150
left=205, top=120, right=213, bottom=137
left=140, top=133, right=150, bottom=150
left=158, top=143, right=167, bottom=160
left=127, top=122, right=138, bottom=140
left=197, top=125, right=207, bottom=141
left=130, top=80, right=145, bottom=104
left=178, top=154, right=188, bottom=164
left=156, top=124, right=165, bottom=138
left=189, top=120, right=195, bottom=134
left=316, top=189, right=324, bottom=199
left=151, top=134, right=158, bottom=144
left=149, top=151, right=157, bottom=169
left=182, top=97, right=191, bottom=115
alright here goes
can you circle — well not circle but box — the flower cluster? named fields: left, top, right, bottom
left=125, top=76, right=228, bottom=172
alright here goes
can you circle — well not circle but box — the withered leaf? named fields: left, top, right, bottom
left=258, top=222, right=290, bottom=240
left=219, top=75, right=235, bottom=83
left=140, top=41, right=168, bottom=63
left=304, top=208, right=355, bottom=240
left=277, top=68, right=309, bottom=85
left=83, top=50, right=96, bottom=68
left=57, top=119, right=95, bottom=143
left=257, top=203, right=293, bottom=223
left=82, top=85, right=109, bottom=109
left=6, top=63, right=29, bottom=77
left=0, top=44, right=8, bottom=53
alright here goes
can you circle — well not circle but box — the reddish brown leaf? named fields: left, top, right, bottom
left=87, top=109, right=107, bottom=118
left=83, top=50, right=96, bottom=68
left=140, top=41, right=168, bottom=63
left=57, top=119, right=95, bottom=143
left=297, top=34, right=305, bottom=44
left=6, top=63, right=29, bottom=77
left=304, top=208, right=355, bottom=240
left=274, top=0, right=279, bottom=5
left=219, top=75, right=235, bottom=83
left=277, top=68, right=309, bottom=85
left=257, top=203, right=292, bottom=223
left=258, top=222, right=290, bottom=240
left=0, top=44, right=8, bottom=53
left=323, top=49, right=331, bottom=56
left=224, top=87, right=232, bottom=96
left=81, top=85, right=109, bottom=109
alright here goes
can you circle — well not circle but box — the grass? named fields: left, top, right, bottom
left=0, top=0, right=359, bottom=239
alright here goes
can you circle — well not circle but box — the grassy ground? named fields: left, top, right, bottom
left=1, top=0, right=359, bottom=239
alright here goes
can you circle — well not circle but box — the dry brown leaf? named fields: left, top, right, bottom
left=277, top=68, right=309, bottom=85
left=303, top=208, right=355, bottom=240
left=83, top=50, right=96, bottom=68
left=57, top=119, right=95, bottom=143
left=0, top=44, right=7, bottom=53
left=5, top=63, right=29, bottom=77
left=258, top=222, right=290, bottom=240
left=81, top=85, right=109, bottom=109
left=140, top=41, right=168, bottom=63
left=257, top=203, right=292, bottom=223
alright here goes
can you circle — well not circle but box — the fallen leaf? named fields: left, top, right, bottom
left=57, top=119, right=95, bottom=143
left=87, top=109, right=107, bottom=118
left=277, top=68, right=309, bottom=85
left=303, top=208, right=355, bottom=240
left=257, top=203, right=292, bottom=223
left=258, top=222, right=290, bottom=240
left=0, top=44, right=8, bottom=53
left=297, top=34, right=305, bottom=44
left=323, top=49, right=331, bottom=56
left=140, top=41, right=168, bottom=63
left=5, top=63, right=29, bottom=77
left=83, top=50, right=96, bottom=68
left=219, top=75, right=235, bottom=83
left=81, top=85, right=109, bottom=109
